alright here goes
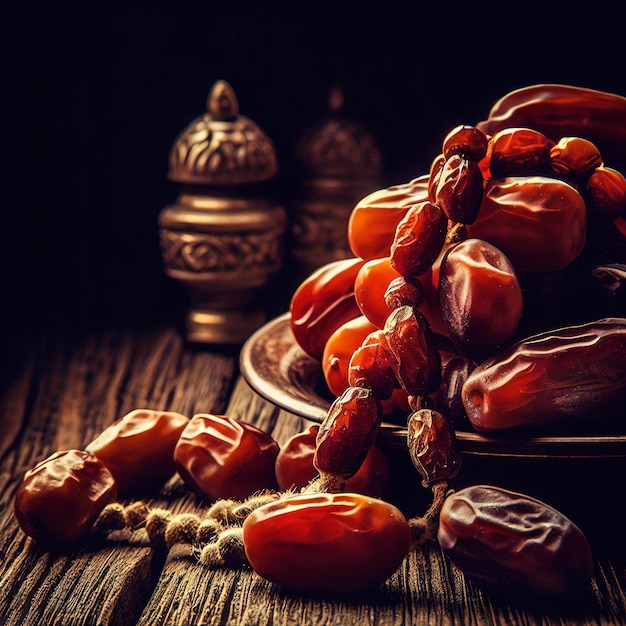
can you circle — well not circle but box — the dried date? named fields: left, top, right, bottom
left=14, top=450, right=118, bottom=546
left=434, top=154, right=483, bottom=225
left=85, top=409, right=189, bottom=495
left=407, top=408, right=462, bottom=486
left=462, top=317, right=626, bottom=432
left=489, top=127, right=550, bottom=177
left=442, top=125, right=489, bottom=161
left=382, top=305, right=442, bottom=396
left=314, top=386, right=382, bottom=480
left=390, top=201, right=448, bottom=277
left=586, top=166, right=626, bottom=220
left=438, top=485, right=594, bottom=597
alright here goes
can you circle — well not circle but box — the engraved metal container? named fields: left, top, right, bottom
left=158, top=80, right=288, bottom=344
left=290, top=86, right=382, bottom=275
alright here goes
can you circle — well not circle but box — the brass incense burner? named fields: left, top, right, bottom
left=290, top=86, right=382, bottom=275
left=158, top=80, right=287, bottom=344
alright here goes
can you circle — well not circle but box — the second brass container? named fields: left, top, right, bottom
left=290, top=87, right=382, bottom=276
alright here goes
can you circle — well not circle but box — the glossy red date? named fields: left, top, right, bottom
left=347, top=175, right=430, bottom=260
left=290, top=257, right=365, bottom=360
left=86, top=409, right=189, bottom=495
left=14, top=449, right=118, bottom=546
left=174, top=414, right=279, bottom=501
left=462, top=318, right=626, bottom=432
left=466, top=176, right=586, bottom=272
left=439, top=238, right=523, bottom=362
left=242, top=492, right=411, bottom=594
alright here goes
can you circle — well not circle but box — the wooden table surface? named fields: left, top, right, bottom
left=1, top=322, right=625, bottom=626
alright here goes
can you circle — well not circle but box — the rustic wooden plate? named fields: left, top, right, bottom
left=240, top=312, right=626, bottom=458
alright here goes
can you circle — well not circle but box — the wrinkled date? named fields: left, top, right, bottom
left=86, top=409, right=189, bottom=495
left=314, top=386, right=381, bottom=479
left=433, top=155, right=484, bottom=225
left=439, top=238, right=523, bottom=362
left=384, top=275, right=424, bottom=310
left=382, top=305, right=442, bottom=395
left=549, top=136, right=603, bottom=181
left=390, top=201, right=448, bottom=277
left=174, top=414, right=279, bottom=501
left=462, top=317, right=626, bottom=432
left=14, top=449, right=118, bottom=546
left=347, top=175, right=430, bottom=261
left=438, top=485, right=594, bottom=597
left=348, top=330, right=396, bottom=399
left=466, top=176, right=587, bottom=272
left=289, top=257, right=365, bottom=360
left=407, top=408, right=462, bottom=486
left=435, top=357, right=475, bottom=429
left=242, top=492, right=412, bottom=594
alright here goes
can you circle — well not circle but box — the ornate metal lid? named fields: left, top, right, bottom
left=168, top=80, right=278, bottom=185
left=294, top=86, right=382, bottom=180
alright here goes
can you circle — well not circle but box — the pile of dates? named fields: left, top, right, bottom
left=291, top=83, right=626, bottom=436
left=284, top=84, right=626, bottom=594
left=13, top=84, right=626, bottom=600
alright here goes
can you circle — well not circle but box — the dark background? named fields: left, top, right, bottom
left=6, top=4, right=626, bottom=333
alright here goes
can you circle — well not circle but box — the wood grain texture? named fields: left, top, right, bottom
left=1, top=325, right=625, bottom=626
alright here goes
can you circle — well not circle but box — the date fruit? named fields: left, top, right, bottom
left=407, top=408, right=462, bottom=487
left=462, top=318, right=626, bottom=432
left=489, top=127, right=550, bottom=177
left=322, top=315, right=378, bottom=397
left=290, top=257, right=364, bottom=360
left=275, top=425, right=391, bottom=497
left=439, top=238, right=523, bottom=362
left=466, top=176, right=586, bottom=272
left=348, top=175, right=430, bottom=260
left=85, top=408, right=189, bottom=495
left=314, top=386, right=381, bottom=479
left=586, top=166, right=626, bottom=220
left=382, top=305, right=442, bottom=395
left=174, top=414, right=279, bottom=501
left=243, top=492, right=411, bottom=594
left=442, top=125, right=489, bottom=161
left=348, top=329, right=396, bottom=399
left=390, top=201, right=448, bottom=277
left=549, top=136, right=603, bottom=181
left=14, top=449, right=118, bottom=546
left=435, top=357, right=475, bottom=429
left=476, top=83, right=626, bottom=168
left=438, top=485, right=594, bottom=597
left=434, top=155, right=484, bottom=225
